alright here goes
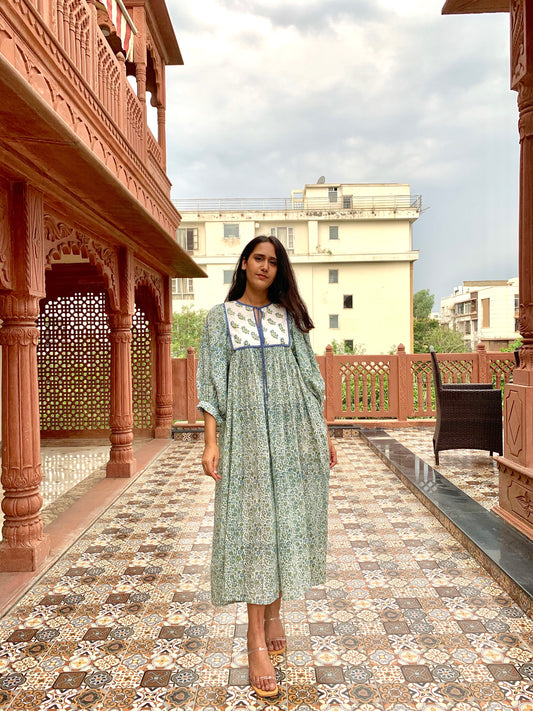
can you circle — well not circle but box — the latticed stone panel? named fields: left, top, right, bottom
left=490, top=357, right=515, bottom=390
left=338, top=359, right=394, bottom=417
left=132, top=307, right=153, bottom=430
left=37, top=292, right=110, bottom=431
left=411, top=360, right=434, bottom=416
left=439, top=359, right=474, bottom=384
left=411, top=358, right=477, bottom=417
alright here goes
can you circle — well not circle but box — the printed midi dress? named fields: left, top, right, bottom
left=197, top=300, right=330, bottom=606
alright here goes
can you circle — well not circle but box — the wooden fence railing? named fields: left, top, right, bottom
left=172, top=344, right=515, bottom=424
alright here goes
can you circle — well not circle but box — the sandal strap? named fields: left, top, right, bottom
left=247, top=646, right=268, bottom=656
left=265, top=616, right=281, bottom=622
left=255, top=675, right=276, bottom=681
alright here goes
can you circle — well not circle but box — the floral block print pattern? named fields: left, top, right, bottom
left=197, top=302, right=330, bottom=607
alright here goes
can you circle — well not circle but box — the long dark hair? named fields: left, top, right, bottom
left=226, top=235, right=314, bottom=332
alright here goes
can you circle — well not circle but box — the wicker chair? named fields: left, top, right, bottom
left=430, top=346, right=503, bottom=464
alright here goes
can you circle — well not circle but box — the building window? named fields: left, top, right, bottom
left=343, top=294, right=353, bottom=309
left=515, top=317, right=520, bottom=332
left=344, top=339, right=354, bottom=352
left=174, top=278, right=194, bottom=300
left=482, top=298, right=490, bottom=328
left=329, top=314, right=339, bottom=329
left=472, top=319, right=478, bottom=333
left=223, top=270, right=233, bottom=285
left=270, top=226, right=294, bottom=253
left=329, top=269, right=338, bottom=284
left=328, top=187, right=338, bottom=203
left=329, top=225, right=339, bottom=240
left=224, top=224, right=240, bottom=239
left=464, top=321, right=471, bottom=335
left=515, top=294, right=520, bottom=310
left=177, top=227, right=198, bottom=251
left=342, top=195, right=353, bottom=209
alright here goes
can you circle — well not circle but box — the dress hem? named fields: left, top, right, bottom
left=211, top=579, right=327, bottom=608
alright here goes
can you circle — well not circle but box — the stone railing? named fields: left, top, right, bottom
left=0, top=0, right=175, bottom=235
left=172, top=344, right=515, bottom=425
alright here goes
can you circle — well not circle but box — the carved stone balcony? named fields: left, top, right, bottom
left=0, top=0, right=193, bottom=274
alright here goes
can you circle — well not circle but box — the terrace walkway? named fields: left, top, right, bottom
left=0, top=431, right=532, bottom=710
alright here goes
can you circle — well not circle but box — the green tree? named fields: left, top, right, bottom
left=430, top=325, right=466, bottom=353
left=501, top=337, right=522, bottom=352
left=413, top=318, right=466, bottom=353
left=172, top=306, right=208, bottom=358
left=413, top=317, right=439, bottom=353
left=413, top=289, right=435, bottom=319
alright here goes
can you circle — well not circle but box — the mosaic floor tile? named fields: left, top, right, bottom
left=0, top=435, right=532, bottom=710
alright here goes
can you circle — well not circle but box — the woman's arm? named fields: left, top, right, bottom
left=326, top=423, right=337, bottom=468
left=201, top=411, right=221, bottom=482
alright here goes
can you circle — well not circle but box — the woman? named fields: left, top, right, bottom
left=197, top=235, right=336, bottom=698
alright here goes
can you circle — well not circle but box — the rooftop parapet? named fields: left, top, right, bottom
left=173, top=194, right=422, bottom=218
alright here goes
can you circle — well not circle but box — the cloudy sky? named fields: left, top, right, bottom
left=162, top=0, right=518, bottom=306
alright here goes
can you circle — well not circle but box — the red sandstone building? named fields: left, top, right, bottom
left=0, top=0, right=204, bottom=571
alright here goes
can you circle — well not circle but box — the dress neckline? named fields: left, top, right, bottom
left=235, top=300, right=272, bottom=309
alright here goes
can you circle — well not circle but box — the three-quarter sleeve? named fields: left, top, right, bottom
left=290, top=316, right=325, bottom=406
left=197, top=304, right=230, bottom=424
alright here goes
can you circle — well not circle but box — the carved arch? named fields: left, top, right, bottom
left=134, top=261, right=164, bottom=321
left=43, top=214, right=120, bottom=311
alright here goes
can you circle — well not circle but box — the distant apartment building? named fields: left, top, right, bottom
left=440, top=279, right=519, bottom=351
left=172, top=181, right=421, bottom=353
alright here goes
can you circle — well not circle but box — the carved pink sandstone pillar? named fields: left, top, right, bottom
left=157, top=105, right=167, bottom=172
left=494, top=0, right=533, bottom=539
left=154, top=321, right=173, bottom=437
left=0, top=181, right=49, bottom=570
left=0, top=312, right=50, bottom=571
left=107, top=248, right=136, bottom=477
left=0, top=296, right=49, bottom=569
left=107, top=312, right=136, bottom=477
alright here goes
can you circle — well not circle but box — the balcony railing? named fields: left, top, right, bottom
left=172, top=345, right=514, bottom=424
left=173, top=195, right=422, bottom=214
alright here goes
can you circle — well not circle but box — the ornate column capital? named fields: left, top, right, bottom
left=156, top=321, right=172, bottom=342
left=108, top=311, right=133, bottom=332
left=0, top=293, right=40, bottom=323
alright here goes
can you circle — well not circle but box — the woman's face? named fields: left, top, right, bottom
left=242, top=241, right=278, bottom=291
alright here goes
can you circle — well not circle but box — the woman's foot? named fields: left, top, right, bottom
left=264, top=615, right=286, bottom=655
left=247, top=643, right=278, bottom=697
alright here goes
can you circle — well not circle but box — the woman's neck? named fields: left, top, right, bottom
left=240, top=287, right=270, bottom=308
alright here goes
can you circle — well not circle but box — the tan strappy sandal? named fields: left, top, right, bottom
left=264, top=615, right=286, bottom=656
left=247, top=646, right=279, bottom=698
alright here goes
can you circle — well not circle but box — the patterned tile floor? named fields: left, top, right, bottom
left=0, top=439, right=153, bottom=530
left=385, top=429, right=499, bottom=511
left=0, top=433, right=532, bottom=710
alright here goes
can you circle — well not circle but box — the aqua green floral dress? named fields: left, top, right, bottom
left=197, top=301, right=330, bottom=606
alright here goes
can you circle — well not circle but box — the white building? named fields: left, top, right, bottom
left=172, top=181, right=421, bottom=354
left=440, top=279, right=520, bottom=351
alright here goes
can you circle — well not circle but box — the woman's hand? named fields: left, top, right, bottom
left=202, top=443, right=221, bottom=482
left=328, top=438, right=337, bottom=468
